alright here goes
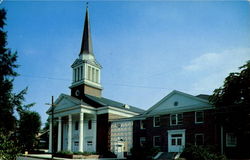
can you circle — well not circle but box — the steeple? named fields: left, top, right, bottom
left=79, top=7, right=93, bottom=55
left=70, top=5, right=102, bottom=98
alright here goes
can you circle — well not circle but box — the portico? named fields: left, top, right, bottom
left=47, top=94, right=98, bottom=153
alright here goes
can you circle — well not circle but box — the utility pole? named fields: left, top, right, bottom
left=46, top=96, right=55, bottom=160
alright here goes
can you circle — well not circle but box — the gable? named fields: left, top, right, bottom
left=146, top=90, right=213, bottom=115
left=54, top=95, right=79, bottom=112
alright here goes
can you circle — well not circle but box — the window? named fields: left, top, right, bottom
left=116, top=123, right=121, bottom=128
left=88, top=120, right=92, bottom=130
left=80, top=66, right=83, bottom=80
left=87, top=141, right=93, bottom=146
left=77, top=67, right=80, bottom=81
left=171, top=134, right=183, bottom=146
left=195, top=111, right=204, bottom=123
left=154, top=116, right=160, bottom=127
left=226, top=133, right=237, bottom=147
left=153, top=136, right=161, bottom=147
left=75, top=121, right=79, bottom=130
left=74, top=68, right=77, bottom=82
left=140, top=137, right=146, bottom=147
left=140, top=120, right=146, bottom=129
left=96, top=69, right=99, bottom=83
left=195, top=134, right=204, bottom=145
left=170, top=113, right=183, bottom=125
left=74, top=141, right=79, bottom=147
left=88, top=66, right=91, bottom=80
left=174, top=101, right=178, bottom=106
left=92, top=68, right=95, bottom=81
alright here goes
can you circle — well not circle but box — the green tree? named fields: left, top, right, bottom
left=210, top=61, right=250, bottom=158
left=210, top=61, right=250, bottom=106
left=0, top=8, right=40, bottom=158
left=0, top=8, right=33, bottom=132
left=18, top=111, right=41, bottom=151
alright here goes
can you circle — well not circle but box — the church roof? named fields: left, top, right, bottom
left=196, top=94, right=210, bottom=100
left=79, top=7, right=93, bottom=55
left=85, top=94, right=145, bottom=114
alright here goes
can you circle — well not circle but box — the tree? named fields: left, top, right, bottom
left=210, top=61, right=250, bottom=106
left=210, top=61, right=250, bottom=158
left=0, top=8, right=33, bottom=132
left=18, top=111, right=41, bottom=151
left=0, top=8, right=40, bottom=158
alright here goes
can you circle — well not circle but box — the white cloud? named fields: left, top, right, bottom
left=183, top=48, right=250, bottom=94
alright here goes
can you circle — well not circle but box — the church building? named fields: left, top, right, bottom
left=46, top=7, right=144, bottom=154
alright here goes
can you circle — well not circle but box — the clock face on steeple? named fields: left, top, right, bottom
left=75, top=89, right=80, bottom=96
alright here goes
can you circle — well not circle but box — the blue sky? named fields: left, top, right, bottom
left=1, top=1, right=250, bottom=126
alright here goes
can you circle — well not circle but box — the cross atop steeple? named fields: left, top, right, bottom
left=79, top=6, right=93, bottom=55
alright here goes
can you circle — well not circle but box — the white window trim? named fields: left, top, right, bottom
left=195, top=111, right=204, bottom=124
left=140, top=120, right=146, bottom=129
left=226, top=133, right=237, bottom=147
left=153, top=116, right=160, bottom=127
left=195, top=133, right=204, bottom=146
left=170, top=113, right=183, bottom=126
left=153, top=136, right=160, bottom=147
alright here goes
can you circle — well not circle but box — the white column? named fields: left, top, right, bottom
left=68, top=115, right=72, bottom=151
left=79, top=112, right=84, bottom=152
left=93, top=114, right=97, bottom=152
left=49, top=118, right=52, bottom=152
left=57, top=117, right=62, bottom=151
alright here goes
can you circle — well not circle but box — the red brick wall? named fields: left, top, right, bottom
left=133, top=109, right=217, bottom=152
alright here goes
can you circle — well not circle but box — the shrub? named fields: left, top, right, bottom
left=0, top=131, right=21, bottom=160
left=56, top=150, right=73, bottom=155
left=181, top=144, right=227, bottom=160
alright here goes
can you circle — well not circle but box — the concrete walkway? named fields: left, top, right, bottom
left=17, top=154, right=125, bottom=160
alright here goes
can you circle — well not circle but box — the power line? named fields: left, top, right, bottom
left=21, top=74, right=70, bottom=81
left=18, top=74, right=168, bottom=89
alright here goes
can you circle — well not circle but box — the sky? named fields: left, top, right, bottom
left=1, top=0, right=250, bottom=127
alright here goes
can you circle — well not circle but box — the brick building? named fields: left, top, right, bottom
left=133, top=90, right=217, bottom=153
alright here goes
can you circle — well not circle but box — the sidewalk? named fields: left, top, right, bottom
left=17, top=154, right=126, bottom=160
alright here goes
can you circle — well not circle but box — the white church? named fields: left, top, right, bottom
left=46, top=7, right=144, bottom=155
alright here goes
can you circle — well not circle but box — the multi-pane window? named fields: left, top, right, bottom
left=170, top=113, right=183, bottom=125
left=226, top=133, right=237, bottom=147
left=140, top=137, right=146, bottom=147
left=140, top=120, right=146, bottom=129
left=195, top=134, right=204, bottom=145
left=153, top=136, right=161, bottom=147
left=154, top=116, right=160, bottom=127
left=195, top=111, right=204, bottom=123
left=171, top=134, right=183, bottom=146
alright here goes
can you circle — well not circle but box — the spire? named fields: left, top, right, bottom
left=79, top=6, right=93, bottom=55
